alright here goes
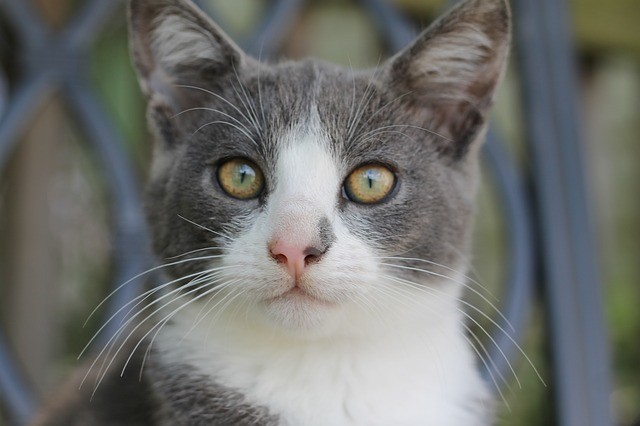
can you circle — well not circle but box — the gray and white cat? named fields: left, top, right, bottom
left=34, top=0, right=511, bottom=424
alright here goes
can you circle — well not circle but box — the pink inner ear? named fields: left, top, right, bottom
left=384, top=0, right=510, bottom=152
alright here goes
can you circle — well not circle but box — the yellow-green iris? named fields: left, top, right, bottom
left=217, top=158, right=264, bottom=200
left=344, top=164, right=396, bottom=204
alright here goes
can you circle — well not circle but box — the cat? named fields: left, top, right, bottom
left=33, top=0, right=511, bottom=424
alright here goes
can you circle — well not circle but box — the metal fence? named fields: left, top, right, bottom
left=0, top=0, right=612, bottom=425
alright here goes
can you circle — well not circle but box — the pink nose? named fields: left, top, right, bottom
left=269, top=240, right=325, bottom=280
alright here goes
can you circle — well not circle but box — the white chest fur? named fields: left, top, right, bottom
left=155, top=290, right=492, bottom=426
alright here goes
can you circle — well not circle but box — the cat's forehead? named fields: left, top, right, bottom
left=189, top=60, right=408, bottom=162
left=245, top=61, right=416, bottom=153
left=262, top=60, right=376, bottom=94
left=232, top=60, right=386, bottom=123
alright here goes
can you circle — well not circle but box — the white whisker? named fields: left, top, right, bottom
left=83, top=271, right=218, bottom=391
left=256, top=44, right=267, bottom=130
left=380, top=262, right=511, bottom=331
left=139, top=279, right=244, bottom=379
left=383, top=274, right=545, bottom=387
left=192, top=119, right=258, bottom=147
left=204, top=286, right=248, bottom=336
left=360, top=91, right=414, bottom=127
left=346, top=60, right=382, bottom=144
left=165, top=246, right=223, bottom=259
left=463, top=333, right=511, bottom=410
left=177, top=84, right=257, bottom=132
left=355, top=124, right=452, bottom=145
left=80, top=265, right=242, bottom=393
left=177, top=214, right=233, bottom=242
left=91, top=274, right=236, bottom=398
left=465, top=323, right=513, bottom=393
left=172, top=106, right=252, bottom=137
left=79, top=264, right=226, bottom=360
left=231, top=63, right=262, bottom=137
left=119, top=277, right=235, bottom=380
left=82, top=254, right=229, bottom=329
left=376, top=256, right=498, bottom=301
left=384, top=274, right=520, bottom=384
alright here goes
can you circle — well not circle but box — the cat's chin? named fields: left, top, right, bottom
left=258, top=287, right=342, bottom=336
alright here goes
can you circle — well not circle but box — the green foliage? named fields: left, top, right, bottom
left=90, top=14, right=149, bottom=172
left=572, top=0, right=640, bottom=56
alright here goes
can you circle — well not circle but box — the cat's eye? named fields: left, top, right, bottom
left=217, top=158, right=265, bottom=200
left=344, top=164, right=396, bottom=204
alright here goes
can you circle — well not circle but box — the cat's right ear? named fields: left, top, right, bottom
left=128, top=0, right=246, bottom=113
left=384, top=0, right=511, bottom=161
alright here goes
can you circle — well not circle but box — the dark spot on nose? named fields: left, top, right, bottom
left=318, top=216, right=336, bottom=249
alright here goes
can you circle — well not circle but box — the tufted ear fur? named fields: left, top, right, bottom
left=385, top=0, right=511, bottom=160
left=129, top=0, right=253, bottom=152
left=128, top=0, right=246, bottom=113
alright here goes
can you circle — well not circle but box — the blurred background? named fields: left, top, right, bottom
left=0, top=0, right=638, bottom=425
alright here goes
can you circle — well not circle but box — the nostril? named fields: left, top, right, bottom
left=273, top=253, right=288, bottom=265
left=303, top=246, right=324, bottom=265
left=303, top=254, right=318, bottom=265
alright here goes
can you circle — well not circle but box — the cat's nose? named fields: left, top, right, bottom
left=269, top=240, right=325, bottom=280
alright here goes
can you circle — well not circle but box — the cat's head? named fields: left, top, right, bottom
left=128, top=0, right=510, bottom=335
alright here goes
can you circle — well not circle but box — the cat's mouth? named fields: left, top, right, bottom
left=268, top=285, right=334, bottom=306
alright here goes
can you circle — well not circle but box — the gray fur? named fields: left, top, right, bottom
left=33, top=0, right=510, bottom=423
left=316, top=216, right=335, bottom=253
left=147, top=358, right=279, bottom=426
left=32, top=332, right=277, bottom=425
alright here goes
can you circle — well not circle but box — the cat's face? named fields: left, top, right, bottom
left=129, top=0, right=510, bottom=334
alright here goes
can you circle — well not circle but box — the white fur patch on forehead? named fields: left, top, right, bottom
left=270, top=108, right=340, bottom=215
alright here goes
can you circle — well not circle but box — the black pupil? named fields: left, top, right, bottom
left=239, top=164, right=251, bottom=184
left=366, top=169, right=375, bottom=189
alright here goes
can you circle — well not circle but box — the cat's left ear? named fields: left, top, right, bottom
left=385, top=0, right=511, bottom=160
left=128, top=0, right=248, bottom=112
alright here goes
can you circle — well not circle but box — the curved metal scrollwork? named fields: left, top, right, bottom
left=0, top=1, right=150, bottom=423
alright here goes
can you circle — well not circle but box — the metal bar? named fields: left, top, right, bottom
left=0, top=73, right=56, bottom=172
left=0, top=0, right=47, bottom=49
left=514, top=1, right=588, bottom=419
left=0, top=4, right=53, bottom=425
left=512, top=0, right=612, bottom=424
left=0, top=329, right=37, bottom=426
left=537, top=4, right=613, bottom=423
left=62, top=80, right=152, bottom=343
left=65, top=0, right=121, bottom=51
left=482, top=129, right=535, bottom=386
left=0, top=67, right=8, bottom=117
left=246, top=0, right=307, bottom=58
left=358, top=0, right=415, bottom=53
